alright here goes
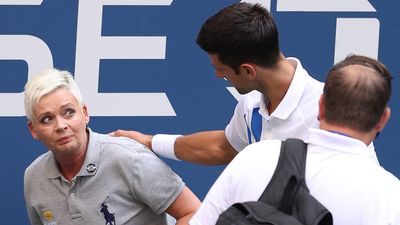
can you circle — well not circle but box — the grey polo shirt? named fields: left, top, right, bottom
left=24, top=129, right=184, bottom=225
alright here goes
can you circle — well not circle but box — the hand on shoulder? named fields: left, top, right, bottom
left=110, top=129, right=153, bottom=150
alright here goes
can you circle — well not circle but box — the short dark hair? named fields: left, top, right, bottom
left=323, top=55, right=393, bottom=132
left=196, top=3, right=280, bottom=73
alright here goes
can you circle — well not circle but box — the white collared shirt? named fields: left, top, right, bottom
left=225, top=57, right=323, bottom=151
left=190, top=129, right=400, bottom=225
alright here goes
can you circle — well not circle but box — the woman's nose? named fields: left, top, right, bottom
left=54, top=117, right=68, bottom=131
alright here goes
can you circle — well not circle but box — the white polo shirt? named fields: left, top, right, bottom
left=190, top=128, right=400, bottom=225
left=225, top=57, right=324, bottom=151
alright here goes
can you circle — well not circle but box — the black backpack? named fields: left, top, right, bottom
left=216, top=139, right=333, bottom=225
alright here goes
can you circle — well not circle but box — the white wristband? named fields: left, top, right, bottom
left=152, top=134, right=182, bottom=161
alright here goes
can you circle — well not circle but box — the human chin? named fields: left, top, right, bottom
left=235, top=88, right=250, bottom=95
left=53, top=143, right=79, bottom=156
left=52, top=137, right=77, bottom=152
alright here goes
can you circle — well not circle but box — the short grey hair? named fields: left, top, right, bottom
left=24, top=68, right=84, bottom=121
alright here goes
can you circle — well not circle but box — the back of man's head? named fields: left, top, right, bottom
left=196, top=2, right=280, bottom=73
left=323, top=55, right=393, bottom=132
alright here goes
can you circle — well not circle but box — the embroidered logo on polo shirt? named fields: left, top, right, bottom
left=100, top=196, right=116, bottom=225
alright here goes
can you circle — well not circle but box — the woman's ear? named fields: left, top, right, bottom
left=82, top=104, right=90, bottom=124
left=28, top=121, right=39, bottom=140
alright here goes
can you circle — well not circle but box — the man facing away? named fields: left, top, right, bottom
left=190, top=55, right=400, bottom=225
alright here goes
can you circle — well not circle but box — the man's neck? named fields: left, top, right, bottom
left=260, top=58, right=295, bottom=114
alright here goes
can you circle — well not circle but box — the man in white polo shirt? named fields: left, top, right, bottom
left=190, top=55, right=400, bottom=225
left=112, top=3, right=356, bottom=166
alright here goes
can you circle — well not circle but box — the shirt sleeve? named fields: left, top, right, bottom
left=225, top=97, right=250, bottom=152
left=24, top=168, right=43, bottom=225
left=130, top=151, right=185, bottom=215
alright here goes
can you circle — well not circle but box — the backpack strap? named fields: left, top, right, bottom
left=258, top=139, right=307, bottom=208
left=258, top=138, right=333, bottom=225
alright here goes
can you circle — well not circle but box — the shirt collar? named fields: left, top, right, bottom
left=270, top=57, right=308, bottom=120
left=80, top=129, right=100, bottom=176
left=306, top=128, right=377, bottom=160
left=46, top=153, right=61, bottom=179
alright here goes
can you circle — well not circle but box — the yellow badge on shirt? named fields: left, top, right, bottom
left=43, top=210, right=53, bottom=221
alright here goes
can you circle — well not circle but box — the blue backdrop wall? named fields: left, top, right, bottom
left=0, top=0, right=398, bottom=224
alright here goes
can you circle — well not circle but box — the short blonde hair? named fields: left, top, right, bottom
left=24, top=68, right=84, bottom=121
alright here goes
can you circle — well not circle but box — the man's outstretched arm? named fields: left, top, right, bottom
left=112, top=130, right=237, bottom=165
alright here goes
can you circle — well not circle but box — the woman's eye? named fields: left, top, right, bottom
left=41, top=117, right=52, bottom=124
left=65, top=109, right=75, bottom=117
